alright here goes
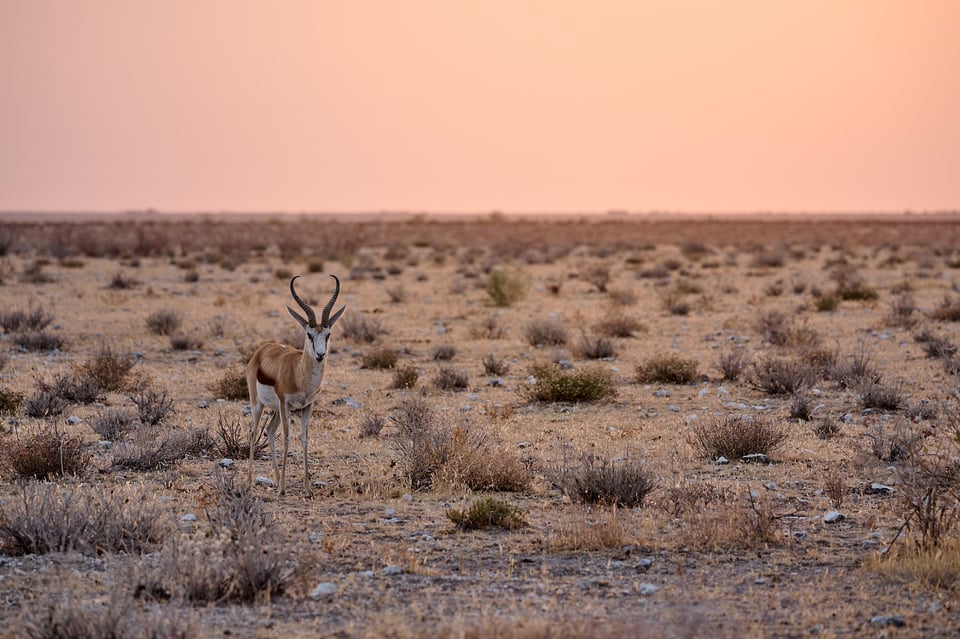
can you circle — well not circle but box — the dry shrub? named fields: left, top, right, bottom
left=715, top=347, right=750, bottom=381
left=13, top=330, right=65, bottom=352
left=690, top=415, right=787, bottom=461
left=112, top=428, right=211, bottom=471
left=0, top=386, right=24, bottom=415
left=754, top=309, right=794, bottom=346
left=857, top=378, right=905, bottom=411
left=359, top=413, right=386, bottom=438
left=788, top=392, right=815, bottom=421
left=749, top=356, right=817, bottom=395
left=432, top=344, right=457, bottom=361
left=814, top=292, right=840, bottom=312
left=434, top=367, right=469, bottom=391
left=679, top=491, right=782, bottom=551
left=594, top=310, right=646, bottom=338
left=635, top=353, right=699, bottom=385
left=107, top=271, right=140, bottom=290
left=0, top=424, right=90, bottom=480
left=549, top=506, right=634, bottom=551
left=470, top=314, right=505, bottom=339
left=576, top=333, right=616, bottom=360
left=391, top=365, right=419, bottom=389
left=525, top=317, right=569, bottom=347
left=482, top=354, right=510, bottom=376
left=930, top=297, right=960, bottom=322
left=485, top=267, right=528, bottom=306
left=208, top=367, right=249, bottom=401
left=91, top=407, right=138, bottom=442
left=895, top=455, right=960, bottom=550
left=340, top=312, right=388, bottom=343
left=862, top=419, right=923, bottom=463
left=139, top=473, right=292, bottom=603
left=914, top=328, right=957, bottom=360
left=362, top=346, right=398, bottom=369
left=211, top=411, right=266, bottom=459
left=132, top=387, right=175, bottom=426
left=823, top=469, right=845, bottom=508
left=146, top=308, right=183, bottom=336
left=0, top=304, right=54, bottom=333
left=827, top=341, right=881, bottom=389
left=0, top=482, right=170, bottom=556
left=554, top=451, right=657, bottom=507
left=580, top=262, right=612, bottom=293
left=82, top=343, right=135, bottom=392
left=11, top=589, right=196, bottom=639
left=170, top=331, right=203, bottom=351
left=886, top=291, right=918, bottom=328
left=521, top=362, right=617, bottom=403
left=388, top=398, right=531, bottom=491
left=446, top=497, right=527, bottom=530
left=868, top=542, right=960, bottom=592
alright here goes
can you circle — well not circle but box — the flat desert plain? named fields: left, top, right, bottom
left=0, top=214, right=959, bottom=638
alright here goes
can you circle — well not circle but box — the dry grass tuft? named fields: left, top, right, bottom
left=554, top=451, right=657, bottom=507
left=446, top=497, right=527, bottom=530
left=689, top=415, right=787, bottom=461
left=635, top=353, right=699, bottom=384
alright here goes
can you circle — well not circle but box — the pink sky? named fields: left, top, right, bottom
left=1, top=1, right=958, bottom=213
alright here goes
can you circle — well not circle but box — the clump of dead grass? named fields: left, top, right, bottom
left=689, top=415, right=787, bottom=461
left=446, top=497, right=527, bottom=530
left=635, top=353, right=699, bottom=384
left=0, top=424, right=91, bottom=480
left=554, top=451, right=657, bottom=507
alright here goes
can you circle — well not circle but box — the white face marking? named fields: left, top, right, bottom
left=303, top=326, right=332, bottom=364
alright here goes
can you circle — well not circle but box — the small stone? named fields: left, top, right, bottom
left=716, top=456, right=729, bottom=465
left=196, top=400, right=211, bottom=409
left=635, top=558, right=653, bottom=572
left=218, top=458, right=235, bottom=468
left=308, top=533, right=324, bottom=543
left=402, top=493, right=413, bottom=502
left=384, top=508, right=396, bottom=517
left=764, top=482, right=778, bottom=491
left=823, top=511, right=844, bottom=524
left=309, top=582, right=338, bottom=599
left=254, top=476, right=274, bottom=487
left=332, top=397, right=363, bottom=409
left=793, top=531, right=807, bottom=542
left=98, top=440, right=113, bottom=450
left=653, top=389, right=670, bottom=398
left=667, top=405, right=681, bottom=412
left=67, top=416, right=82, bottom=425
left=382, top=565, right=404, bottom=576
left=517, top=441, right=532, bottom=449
left=869, top=483, right=894, bottom=495
left=638, top=583, right=659, bottom=596
left=741, top=453, right=770, bottom=464
left=869, top=615, right=905, bottom=628
left=488, top=378, right=504, bottom=387
left=557, top=359, right=573, bottom=370
left=180, top=513, right=198, bottom=523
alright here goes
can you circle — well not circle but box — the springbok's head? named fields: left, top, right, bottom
left=287, top=274, right=346, bottom=364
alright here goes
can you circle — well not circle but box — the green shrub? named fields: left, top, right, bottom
left=521, top=363, right=617, bottom=403
left=486, top=268, right=528, bottom=307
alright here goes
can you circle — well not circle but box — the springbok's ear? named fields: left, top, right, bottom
left=327, top=305, right=346, bottom=328
left=287, top=305, right=309, bottom=329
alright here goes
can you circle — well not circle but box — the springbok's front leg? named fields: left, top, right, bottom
left=300, top=405, right=313, bottom=498
left=278, top=401, right=292, bottom=495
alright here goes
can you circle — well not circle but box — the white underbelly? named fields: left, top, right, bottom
left=256, top=382, right=281, bottom=410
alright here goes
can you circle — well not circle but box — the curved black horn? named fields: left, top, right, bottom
left=289, top=275, right=317, bottom=327
left=320, top=274, right=341, bottom=328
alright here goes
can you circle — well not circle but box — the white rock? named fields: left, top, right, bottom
left=310, top=582, right=338, bottom=599
left=638, top=583, right=659, bottom=596
left=254, top=476, right=274, bottom=487
left=180, top=513, right=198, bottom=523
left=823, top=511, right=844, bottom=524
left=218, top=458, right=234, bottom=468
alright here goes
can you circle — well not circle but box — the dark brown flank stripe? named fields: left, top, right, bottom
left=256, top=367, right=276, bottom=386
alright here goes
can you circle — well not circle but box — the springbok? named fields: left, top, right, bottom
left=246, top=275, right=345, bottom=496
